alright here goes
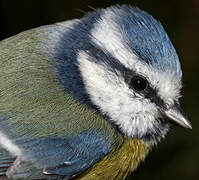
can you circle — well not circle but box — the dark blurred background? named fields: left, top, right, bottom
left=0, top=0, right=198, bottom=180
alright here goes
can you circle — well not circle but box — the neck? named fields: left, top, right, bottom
left=75, top=138, right=150, bottom=180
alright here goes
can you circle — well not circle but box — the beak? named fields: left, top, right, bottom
left=161, top=102, right=192, bottom=129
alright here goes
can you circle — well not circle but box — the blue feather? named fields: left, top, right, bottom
left=115, top=5, right=182, bottom=76
left=17, top=130, right=113, bottom=177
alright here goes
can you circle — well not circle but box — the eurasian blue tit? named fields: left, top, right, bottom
left=0, top=5, right=191, bottom=180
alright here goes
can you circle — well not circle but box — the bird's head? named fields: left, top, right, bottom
left=57, top=5, right=192, bottom=144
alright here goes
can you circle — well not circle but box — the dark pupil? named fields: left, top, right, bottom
left=131, top=76, right=147, bottom=91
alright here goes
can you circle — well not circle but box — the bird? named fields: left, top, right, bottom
left=0, top=4, right=192, bottom=180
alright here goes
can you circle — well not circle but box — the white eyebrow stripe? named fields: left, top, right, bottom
left=91, top=11, right=140, bottom=69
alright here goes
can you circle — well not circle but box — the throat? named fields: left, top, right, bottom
left=140, top=120, right=169, bottom=145
left=75, top=138, right=150, bottom=180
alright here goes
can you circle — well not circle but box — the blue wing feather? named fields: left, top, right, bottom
left=15, top=130, right=113, bottom=178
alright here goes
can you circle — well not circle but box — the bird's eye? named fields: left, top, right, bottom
left=130, top=75, right=148, bottom=92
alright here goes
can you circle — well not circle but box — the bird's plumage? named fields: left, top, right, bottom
left=0, top=5, right=191, bottom=180
left=0, top=28, right=123, bottom=179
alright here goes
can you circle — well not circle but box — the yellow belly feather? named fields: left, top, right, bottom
left=75, top=138, right=150, bottom=180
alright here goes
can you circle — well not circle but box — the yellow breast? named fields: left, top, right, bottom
left=75, top=138, right=150, bottom=180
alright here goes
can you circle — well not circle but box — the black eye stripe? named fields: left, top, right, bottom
left=124, top=70, right=165, bottom=108
left=86, top=42, right=166, bottom=108
left=144, top=86, right=166, bottom=108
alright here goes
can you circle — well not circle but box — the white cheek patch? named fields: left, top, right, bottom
left=78, top=51, right=159, bottom=138
left=77, top=51, right=129, bottom=109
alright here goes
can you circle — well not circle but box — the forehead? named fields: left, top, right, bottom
left=91, top=5, right=182, bottom=78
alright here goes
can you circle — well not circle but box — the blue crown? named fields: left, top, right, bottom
left=111, top=5, right=182, bottom=77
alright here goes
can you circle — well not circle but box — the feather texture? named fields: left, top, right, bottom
left=0, top=27, right=123, bottom=179
left=0, top=4, right=184, bottom=179
left=75, top=138, right=150, bottom=180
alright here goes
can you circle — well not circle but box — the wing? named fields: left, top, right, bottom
left=0, top=148, right=15, bottom=176
left=6, top=130, right=121, bottom=180
left=0, top=22, right=123, bottom=179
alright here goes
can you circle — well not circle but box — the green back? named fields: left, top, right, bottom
left=0, top=27, right=123, bottom=145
